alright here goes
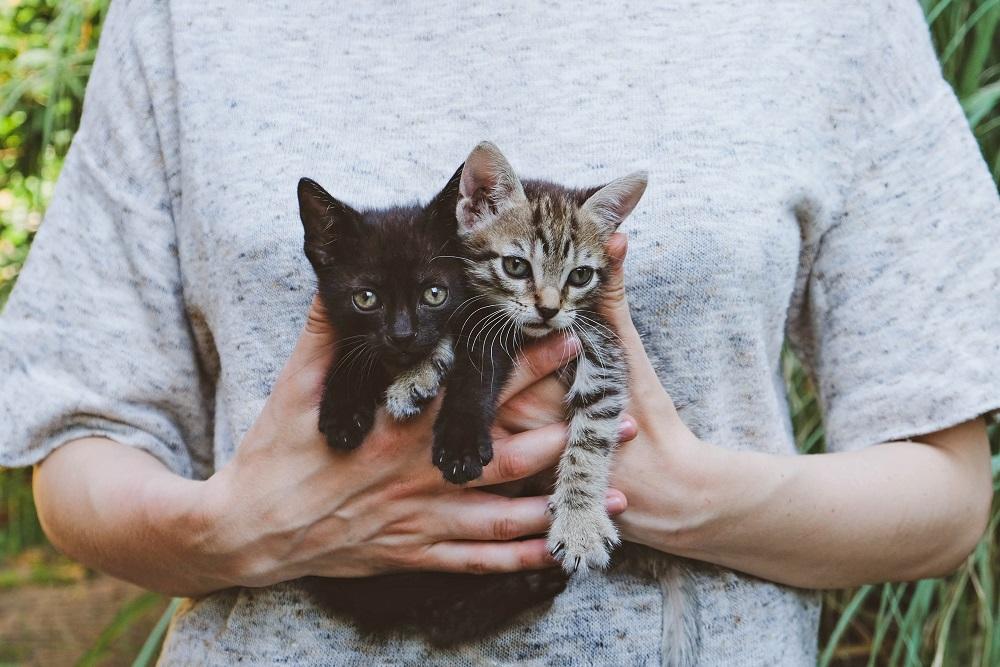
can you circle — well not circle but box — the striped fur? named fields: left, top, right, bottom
left=449, top=140, right=646, bottom=570
left=438, top=141, right=700, bottom=664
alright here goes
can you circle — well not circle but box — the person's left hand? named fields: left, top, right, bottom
left=597, top=233, right=712, bottom=550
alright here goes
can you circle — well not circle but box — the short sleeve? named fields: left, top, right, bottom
left=0, top=0, right=212, bottom=478
left=788, top=0, right=1000, bottom=453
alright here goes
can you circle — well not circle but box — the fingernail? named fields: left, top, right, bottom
left=618, top=418, right=637, bottom=441
left=605, top=491, right=627, bottom=514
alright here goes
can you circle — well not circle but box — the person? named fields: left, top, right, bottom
left=2, top=0, right=998, bottom=664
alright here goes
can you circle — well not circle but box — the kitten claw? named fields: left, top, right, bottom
left=550, top=543, right=565, bottom=558
left=432, top=418, right=491, bottom=484
left=546, top=502, right=618, bottom=573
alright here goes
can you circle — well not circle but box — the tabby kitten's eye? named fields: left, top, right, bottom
left=352, top=289, right=380, bottom=311
left=502, top=256, right=531, bottom=279
left=422, top=285, right=448, bottom=307
left=567, top=266, right=594, bottom=287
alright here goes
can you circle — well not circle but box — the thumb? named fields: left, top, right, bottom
left=275, top=295, right=338, bottom=400
left=599, top=233, right=632, bottom=332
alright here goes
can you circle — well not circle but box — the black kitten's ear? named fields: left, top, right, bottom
left=456, top=141, right=526, bottom=235
left=297, top=177, right=360, bottom=268
left=425, top=162, right=465, bottom=229
left=580, top=171, right=648, bottom=234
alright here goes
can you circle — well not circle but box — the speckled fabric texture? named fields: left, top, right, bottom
left=2, top=0, right=999, bottom=664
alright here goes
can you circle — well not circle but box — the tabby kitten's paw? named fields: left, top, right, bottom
left=547, top=502, right=619, bottom=574
left=432, top=418, right=493, bottom=484
left=319, top=402, right=375, bottom=451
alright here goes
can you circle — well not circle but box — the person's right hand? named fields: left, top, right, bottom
left=192, top=297, right=630, bottom=589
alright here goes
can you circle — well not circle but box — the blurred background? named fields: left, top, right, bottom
left=0, top=0, right=998, bottom=665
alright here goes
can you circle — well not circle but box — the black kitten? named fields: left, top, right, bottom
left=296, top=168, right=567, bottom=645
left=298, top=171, right=464, bottom=449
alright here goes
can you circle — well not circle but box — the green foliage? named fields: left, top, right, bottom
left=75, top=591, right=164, bottom=667
left=0, top=0, right=107, bottom=560
left=814, top=2, right=1000, bottom=664
left=0, top=0, right=997, bottom=665
left=0, top=0, right=106, bottom=305
left=923, top=0, right=1000, bottom=183
left=0, top=467, right=43, bottom=559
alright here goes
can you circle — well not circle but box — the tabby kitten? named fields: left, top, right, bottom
left=434, top=141, right=644, bottom=570
left=296, top=168, right=567, bottom=645
left=433, top=142, right=698, bottom=665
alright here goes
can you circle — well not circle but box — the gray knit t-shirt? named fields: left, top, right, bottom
left=3, top=0, right=999, bottom=664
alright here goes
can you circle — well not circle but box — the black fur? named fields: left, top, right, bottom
left=299, top=169, right=466, bottom=450
left=296, top=167, right=568, bottom=645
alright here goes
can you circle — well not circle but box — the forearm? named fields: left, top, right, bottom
left=33, top=437, right=225, bottom=597
left=628, top=421, right=992, bottom=589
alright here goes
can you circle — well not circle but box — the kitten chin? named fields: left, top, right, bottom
left=295, top=165, right=569, bottom=646
left=430, top=141, right=700, bottom=666
left=297, top=169, right=466, bottom=450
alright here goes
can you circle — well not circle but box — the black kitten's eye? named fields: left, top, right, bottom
left=502, top=256, right=531, bottom=279
left=568, top=266, right=594, bottom=287
left=352, top=289, right=380, bottom=311
left=422, top=285, right=448, bottom=307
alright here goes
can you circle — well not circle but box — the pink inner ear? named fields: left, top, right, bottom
left=459, top=149, right=496, bottom=200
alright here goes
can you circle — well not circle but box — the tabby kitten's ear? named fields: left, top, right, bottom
left=298, top=177, right=361, bottom=268
left=456, top=141, right=526, bottom=234
left=580, top=171, right=649, bottom=235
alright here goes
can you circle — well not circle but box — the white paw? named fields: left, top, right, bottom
left=384, top=382, right=424, bottom=419
left=547, top=502, right=619, bottom=574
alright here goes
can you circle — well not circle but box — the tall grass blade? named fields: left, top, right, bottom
left=132, top=597, right=181, bottom=667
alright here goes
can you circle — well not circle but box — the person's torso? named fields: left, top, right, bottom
left=160, top=1, right=865, bottom=663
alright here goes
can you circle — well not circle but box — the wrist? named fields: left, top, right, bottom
left=666, top=442, right=798, bottom=561
left=140, top=466, right=243, bottom=594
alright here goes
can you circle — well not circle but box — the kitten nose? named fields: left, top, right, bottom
left=536, top=305, right=559, bottom=321
left=388, top=331, right=416, bottom=349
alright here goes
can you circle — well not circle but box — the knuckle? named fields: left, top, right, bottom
left=503, top=395, right=532, bottom=419
left=491, top=514, right=520, bottom=541
left=496, top=450, right=527, bottom=481
left=305, top=304, right=332, bottom=336
left=391, top=545, right=425, bottom=571
left=518, top=548, right=539, bottom=570
left=466, top=556, right=491, bottom=575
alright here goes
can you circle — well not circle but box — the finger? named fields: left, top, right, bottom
left=498, top=334, right=580, bottom=405
left=470, top=423, right=568, bottom=487
left=619, top=415, right=637, bottom=442
left=599, top=235, right=663, bottom=387
left=274, top=295, right=338, bottom=402
left=598, top=233, right=631, bottom=332
left=439, top=493, right=552, bottom=541
left=494, top=375, right=566, bottom=435
left=437, top=490, right=628, bottom=542
left=421, top=538, right=557, bottom=574
left=606, top=488, right=628, bottom=514
left=473, top=418, right=637, bottom=488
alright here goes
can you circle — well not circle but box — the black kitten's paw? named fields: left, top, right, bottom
left=319, top=402, right=375, bottom=451
left=433, top=417, right=493, bottom=484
